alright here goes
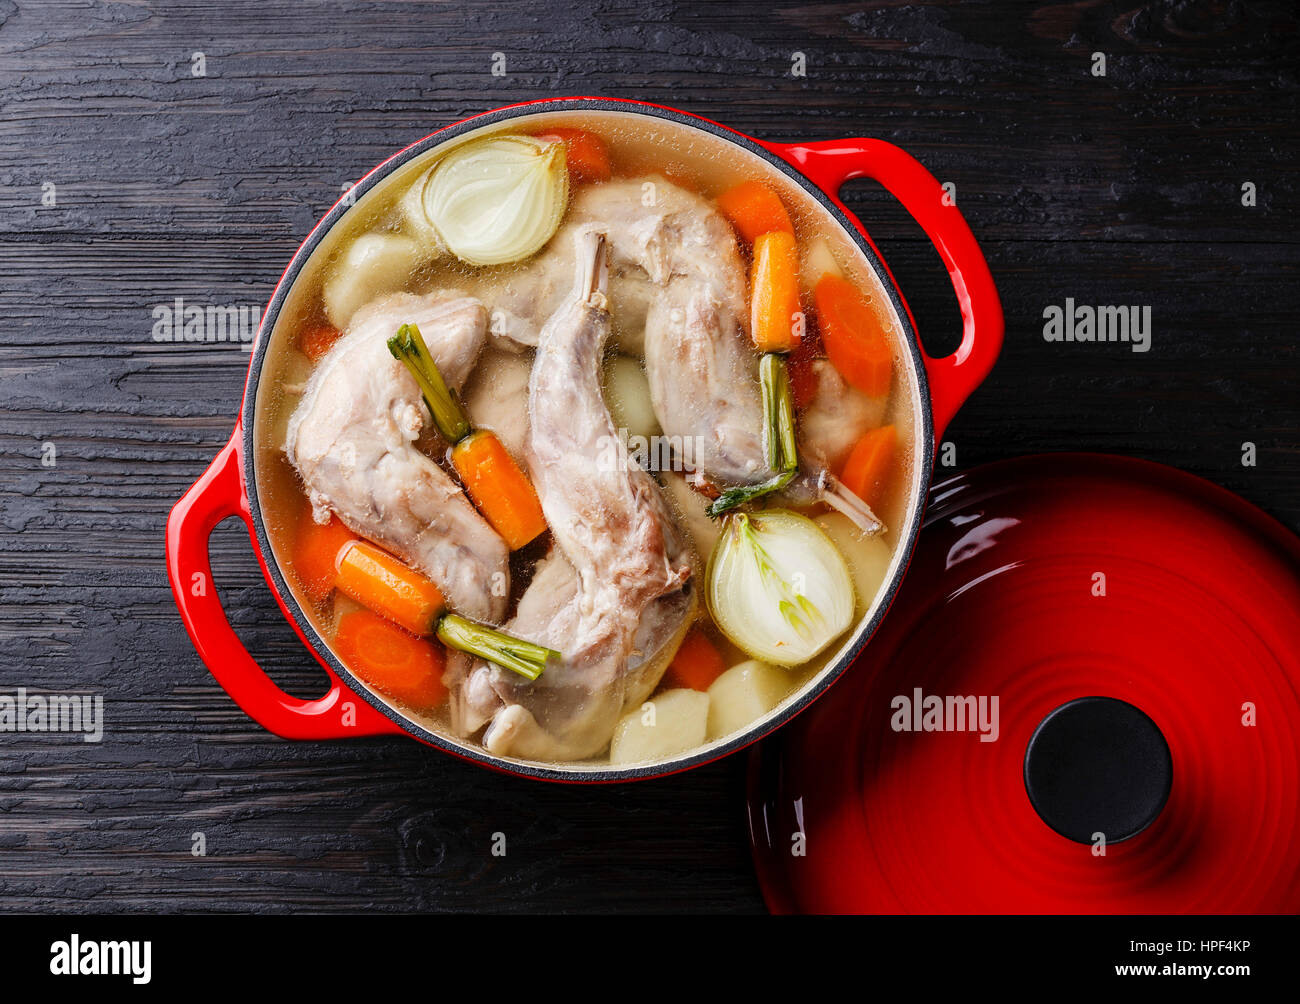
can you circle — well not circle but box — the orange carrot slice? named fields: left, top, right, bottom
left=299, top=323, right=342, bottom=363
left=839, top=425, right=896, bottom=508
left=334, top=610, right=447, bottom=709
left=293, top=512, right=357, bottom=603
left=813, top=274, right=893, bottom=397
left=751, top=230, right=803, bottom=353
left=451, top=430, right=548, bottom=551
left=662, top=628, right=728, bottom=692
left=536, top=128, right=612, bottom=183
left=717, top=180, right=794, bottom=244
left=335, top=541, right=446, bottom=636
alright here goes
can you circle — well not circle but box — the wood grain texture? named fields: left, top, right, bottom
left=0, top=0, right=1295, bottom=913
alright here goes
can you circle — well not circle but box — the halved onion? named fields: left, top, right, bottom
left=420, top=135, right=568, bottom=266
left=706, top=509, right=855, bottom=667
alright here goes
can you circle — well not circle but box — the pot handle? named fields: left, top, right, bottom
left=165, top=432, right=405, bottom=740
left=765, top=138, right=1004, bottom=440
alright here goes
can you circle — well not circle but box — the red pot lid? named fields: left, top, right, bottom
left=747, top=453, right=1300, bottom=913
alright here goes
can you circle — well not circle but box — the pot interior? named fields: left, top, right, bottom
left=248, top=104, right=929, bottom=778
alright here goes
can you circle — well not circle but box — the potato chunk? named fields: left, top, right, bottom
left=706, top=660, right=791, bottom=741
left=800, top=235, right=843, bottom=294
left=323, top=233, right=421, bottom=329
left=813, top=512, right=894, bottom=615
left=609, top=689, right=709, bottom=764
left=603, top=354, right=660, bottom=444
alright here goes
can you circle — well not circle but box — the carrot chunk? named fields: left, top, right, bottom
left=299, top=323, right=342, bottom=363
left=662, top=628, right=728, bottom=692
left=293, top=512, right=357, bottom=603
left=750, top=230, right=804, bottom=353
left=333, top=610, right=447, bottom=709
left=813, top=274, right=893, bottom=397
left=451, top=430, right=548, bottom=551
left=717, top=180, right=794, bottom=244
left=839, top=425, right=896, bottom=508
left=335, top=541, right=446, bottom=636
left=536, top=128, right=612, bottom=183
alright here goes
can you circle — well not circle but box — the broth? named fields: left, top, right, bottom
left=253, top=109, right=922, bottom=770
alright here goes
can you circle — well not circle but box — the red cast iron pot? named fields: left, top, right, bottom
left=165, top=98, right=1004, bottom=781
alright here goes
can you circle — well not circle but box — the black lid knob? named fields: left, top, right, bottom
left=1023, top=696, right=1172, bottom=845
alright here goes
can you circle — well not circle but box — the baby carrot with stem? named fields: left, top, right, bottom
left=388, top=322, right=547, bottom=550
left=334, top=537, right=559, bottom=681
left=707, top=219, right=810, bottom=516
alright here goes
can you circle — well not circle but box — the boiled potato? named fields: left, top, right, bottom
left=801, top=235, right=843, bottom=294
left=603, top=354, right=660, bottom=444
left=323, top=232, right=421, bottom=328
left=609, top=688, right=708, bottom=764
left=706, top=660, right=792, bottom=741
left=813, top=511, right=894, bottom=614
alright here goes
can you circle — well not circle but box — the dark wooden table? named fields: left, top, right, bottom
left=0, top=1, right=1295, bottom=913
